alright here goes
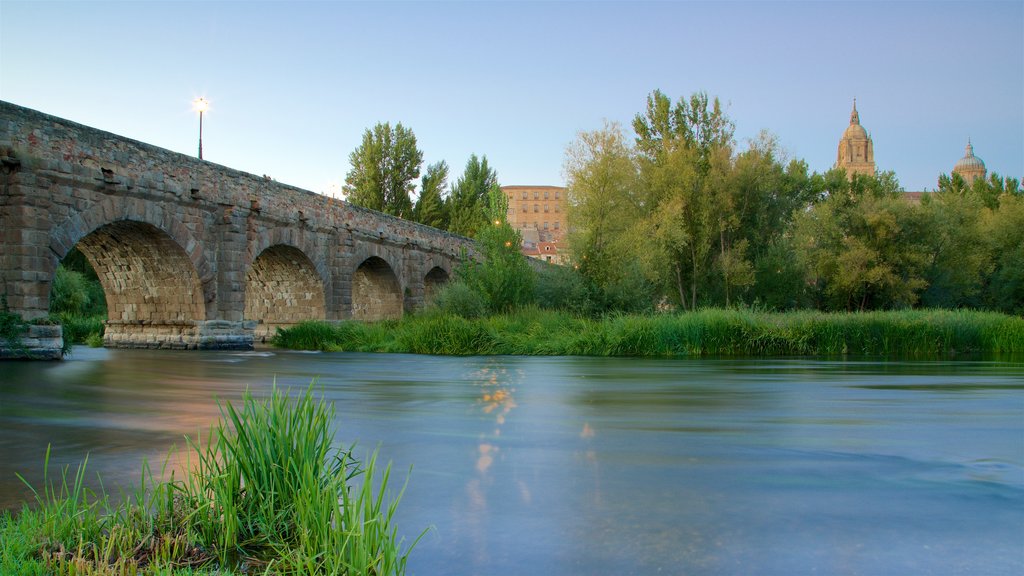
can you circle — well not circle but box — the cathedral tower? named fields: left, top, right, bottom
left=835, top=99, right=876, bottom=179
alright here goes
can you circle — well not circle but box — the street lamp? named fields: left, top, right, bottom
left=192, top=97, right=209, bottom=159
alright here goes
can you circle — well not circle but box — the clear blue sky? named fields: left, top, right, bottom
left=2, top=1, right=1022, bottom=196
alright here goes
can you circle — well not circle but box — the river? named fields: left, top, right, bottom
left=2, top=347, right=1022, bottom=575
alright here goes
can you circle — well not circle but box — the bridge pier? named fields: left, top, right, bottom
left=103, top=320, right=256, bottom=350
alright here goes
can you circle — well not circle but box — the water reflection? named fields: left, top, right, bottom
left=1, top=350, right=1022, bottom=575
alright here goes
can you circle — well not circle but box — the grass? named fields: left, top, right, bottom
left=272, top=308, right=1024, bottom=359
left=51, top=313, right=105, bottom=347
left=0, top=385, right=419, bottom=575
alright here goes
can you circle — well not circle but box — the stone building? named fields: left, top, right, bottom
left=835, top=99, right=876, bottom=179
left=502, top=185, right=568, bottom=263
left=952, top=139, right=987, bottom=184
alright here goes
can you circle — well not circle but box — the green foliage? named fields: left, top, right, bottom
left=795, top=173, right=931, bottom=311
left=448, top=154, right=498, bottom=237
left=413, top=160, right=450, bottom=229
left=458, top=220, right=535, bottom=314
left=273, top=309, right=1024, bottom=359
left=1, top=387, right=419, bottom=575
left=85, top=332, right=104, bottom=348
left=429, top=281, right=487, bottom=319
left=50, top=266, right=91, bottom=316
left=982, top=191, right=1024, bottom=313
left=0, top=295, right=29, bottom=352
left=55, top=314, right=105, bottom=345
left=344, top=122, right=423, bottom=218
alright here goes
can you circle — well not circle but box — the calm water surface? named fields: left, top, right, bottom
left=2, top=347, right=1023, bottom=575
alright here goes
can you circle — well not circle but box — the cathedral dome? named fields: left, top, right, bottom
left=843, top=122, right=869, bottom=140
left=954, top=141, right=986, bottom=172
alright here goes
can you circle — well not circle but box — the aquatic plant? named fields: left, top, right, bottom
left=0, top=385, right=419, bottom=575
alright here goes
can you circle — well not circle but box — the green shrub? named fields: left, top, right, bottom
left=430, top=281, right=487, bottom=319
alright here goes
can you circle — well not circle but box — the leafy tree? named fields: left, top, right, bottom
left=448, top=154, right=498, bottom=237
left=458, top=184, right=534, bottom=313
left=795, top=171, right=931, bottom=310
left=918, top=189, right=991, bottom=308
left=563, top=121, right=647, bottom=301
left=981, top=189, right=1024, bottom=313
left=343, top=122, right=423, bottom=218
left=727, top=136, right=822, bottom=308
left=631, top=90, right=735, bottom=310
left=414, top=161, right=449, bottom=229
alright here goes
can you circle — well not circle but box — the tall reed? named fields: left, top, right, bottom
left=273, top=309, right=1024, bottom=358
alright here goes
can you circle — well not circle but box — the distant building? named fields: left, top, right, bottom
left=501, top=185, right=568, bottom=264
left=953, top=139, right=987, bottom=184
left=835, top=99, right=876, bottom=179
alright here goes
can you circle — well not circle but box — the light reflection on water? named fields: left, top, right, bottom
left=1, top=348, right=1022, bottom=575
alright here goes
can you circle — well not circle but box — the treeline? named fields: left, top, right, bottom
left=341, top=122, right=507, bottom=238
left=560, top=90, right=1023, bottom=315
left=344, top=91, right=1021, bottom=317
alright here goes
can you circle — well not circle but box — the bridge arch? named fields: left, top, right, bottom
left=352, top=256, right=403, bottom=321
left=423, top=265, right=451, bottom=305
left=245, top=244, right=327, bottom=342
left=67, top=220, right=206, bottom=347
left=49, top=196, right=215, bottom=315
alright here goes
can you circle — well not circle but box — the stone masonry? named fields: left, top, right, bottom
left=0, top=101, right=474, bottom=353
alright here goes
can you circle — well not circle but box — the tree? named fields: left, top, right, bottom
left=794, top=171, right=931, bottom=311
left=448, top=155, right=498, bottom=237
left=458, top=184, right=534, bottom=313
left=631, top=90, right=735, bottom=310
left=981, top=188, right=1024, bottom=313
left=414, top=161, right=449, bottom=229
left=564, top=122, right=644, bottom=294
left=343, top=122, right=423, bottom=218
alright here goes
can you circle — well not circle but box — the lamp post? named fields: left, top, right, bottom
left=192, top=97, right=209, bottom=159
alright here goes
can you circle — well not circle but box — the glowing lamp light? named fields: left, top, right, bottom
left=192, top=97, right=210, bottom=159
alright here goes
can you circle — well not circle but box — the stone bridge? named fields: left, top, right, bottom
left=1, top=101, right=474, bottom=353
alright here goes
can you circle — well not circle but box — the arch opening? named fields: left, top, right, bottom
left=245, top=245, right=326, bottom=342
left=72, top=221, right=206, bottom=348
left=352, top=257, right=403, bottom=321
left=424, top=266, right=450, bottom=306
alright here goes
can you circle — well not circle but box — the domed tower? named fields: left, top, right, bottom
left=953, top=139, right=987, bottom=184
left=835, top=99, right=876, bottom=179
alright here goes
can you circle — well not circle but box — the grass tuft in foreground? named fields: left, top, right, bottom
left=0, top=385, right=419, bottom=575
left=272, top=308, right=1024, bottom=359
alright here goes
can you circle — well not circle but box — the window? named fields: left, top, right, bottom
left=522, top=206, right=527, bottom=212
left=534, top=204, right=539, bottom=213
left=534, top=191, right=539, bottom=199
left=544, top=204, right=549, bottom=213
left=554, top=221, right=560, bottom=229
left=522, top=191, right=527, bottom=199
left=555, top=191, right=560, bottom=200
left=544, top=190, right=549, bottom=199
left=543, top=221, right=548, bottom=229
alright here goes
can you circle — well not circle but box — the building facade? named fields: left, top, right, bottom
left=501, top=185, right=568, bottom=263
left=835, top=99, right=876, bottom=179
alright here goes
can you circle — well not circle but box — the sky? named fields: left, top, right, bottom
left=1, top=0, right=1022, bottom=197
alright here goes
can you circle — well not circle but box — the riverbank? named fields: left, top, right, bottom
left=272, top=308, right=1024, bottom=358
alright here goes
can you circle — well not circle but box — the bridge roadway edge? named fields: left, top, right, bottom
left=0, top=100, right=475, bottom=358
